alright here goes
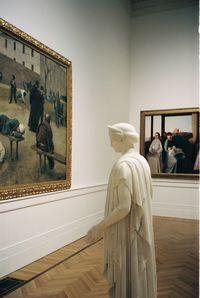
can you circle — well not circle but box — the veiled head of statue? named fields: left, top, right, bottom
left=107, top=123, right=139, bottom=145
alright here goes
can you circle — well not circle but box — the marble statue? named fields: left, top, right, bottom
left=86, top=123, right=157, bottom=298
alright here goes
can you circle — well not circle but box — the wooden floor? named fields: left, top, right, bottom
left=4, top=216, right=199, bottom=298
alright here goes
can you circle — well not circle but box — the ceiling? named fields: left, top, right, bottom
left=130, top=0, right=198, bottom=17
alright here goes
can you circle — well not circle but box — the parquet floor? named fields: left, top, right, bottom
left=3, top=217, right=199, bottom=298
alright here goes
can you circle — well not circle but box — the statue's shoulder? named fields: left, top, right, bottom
left=113, top=159, right=132, bottom=181
left=119, top=152, right=150, bottom=171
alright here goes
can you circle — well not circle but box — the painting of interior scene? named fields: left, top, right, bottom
left=144, top=111, right=199, bottom=175
left=0, top=29, right=67, bottom=188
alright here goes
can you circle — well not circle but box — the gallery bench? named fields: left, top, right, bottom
left=0, top=133, right=24, bottom=160
left=31, top=144, right=66, bottom=172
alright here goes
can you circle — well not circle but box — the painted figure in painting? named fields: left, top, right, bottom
left=0, top=20, right=70, bottom=197
left=9, top=74, right=17, bottom=103
left=0, top=114, right=25, bottom=138
left=147, top=132, right=163, bottom=174
left=164, top=131, right=186, bottom=173
left=193, top=150, right=200, bottom=172
left=39, top=85, right=45, bottom=124
left=172, top=129, right=191, bottom=173
left=28, top=80, right=44, bottom=132
left=87, top=123, right=157, bottom=298
left=164, top=132, right=177, bottom=173
left=36, top=113, right=54, bottom=169
left=0, top=141, right=5, bottom=163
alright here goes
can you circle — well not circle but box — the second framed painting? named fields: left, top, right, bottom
left=140, top=108, right=199, bottom=179
left=0, top=19, right=72, bottom=200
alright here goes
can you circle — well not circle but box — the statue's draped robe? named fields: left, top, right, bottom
left=104, top=149, right=157, bottom=298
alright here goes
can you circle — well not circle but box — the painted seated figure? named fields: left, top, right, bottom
left=36, top=113, right=54, bottom=169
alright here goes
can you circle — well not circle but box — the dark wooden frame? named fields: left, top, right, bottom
left=140, top=107, right=199, bottom=179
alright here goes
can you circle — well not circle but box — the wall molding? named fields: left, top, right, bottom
left=152, top=178, right=199, bottom=189
left=0, top=181, right=198, bottom=277
left=0, top=179, right=198, bottom=212
left=0, top=213, right=103, bottom=277
left=152, top=201, right=198, bottom=219
left=0, top=184, right=108, bottom=213
left=0, top=184, right=107, bottom=277
left=0, top=211, right=102, bottom=260
left=152, top=179, right=199, bottom=219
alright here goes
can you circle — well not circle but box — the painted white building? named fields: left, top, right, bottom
left=0, top=31, right=40, bottom=74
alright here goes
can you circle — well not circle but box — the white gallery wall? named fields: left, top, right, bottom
left=129, top=6, right=199, bottom=219
left=0, top=0, right=132, bottom=277
left=0, top=0, right=198, bottom=277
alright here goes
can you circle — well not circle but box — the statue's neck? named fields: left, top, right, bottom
left=121, top=145, right=134, bottom=155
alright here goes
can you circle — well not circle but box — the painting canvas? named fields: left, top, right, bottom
left=0, top=19, right=72, bottom=200
left=140, top=108, right=199, bottom=178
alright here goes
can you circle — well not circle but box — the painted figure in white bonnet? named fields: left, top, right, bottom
left=87, top=123, right=157, bottom=298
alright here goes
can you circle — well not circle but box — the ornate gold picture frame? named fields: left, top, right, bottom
left=0, top=19, right=72, bottom=200
left=140, top=108, right=199, bottom=179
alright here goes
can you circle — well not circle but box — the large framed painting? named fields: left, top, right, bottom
left=140, top=108, right=199, bottom=179
left=0, top=19, right=72, bottom=200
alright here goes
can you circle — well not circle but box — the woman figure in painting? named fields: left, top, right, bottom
left=87, top=123, right=157, bottom=298
left=147, top=132, right=163, bottom=174
left=164, top=132, right=177, bottom=173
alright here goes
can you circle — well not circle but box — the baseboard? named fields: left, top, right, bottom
left=0, top=211, right=103, bottom=278
left=0, top=181, right=198, bottom=277
left=0, top=184, right=107, bottom=278
left=152, top=202, right=198, bottom=219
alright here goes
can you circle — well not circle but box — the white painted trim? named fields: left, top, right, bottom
left=152, top=178, right=199, bottom=189
left=0, top=184, right=108, bottom=213
left=0, top=210, right=103, bottom=277
left=151, top=179, right=199, bottom=219
left=0, top=185, right=106, bottom=277
left=152, top=202, right=198, bottom=219
left=0, top=181, right=198, bottom=277
left=0, top=211, right=102, bottom=259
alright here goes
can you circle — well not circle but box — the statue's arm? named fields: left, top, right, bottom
left=86, top=180, right=131, bottom=243
left=104, top=181, right=131, bottom=228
